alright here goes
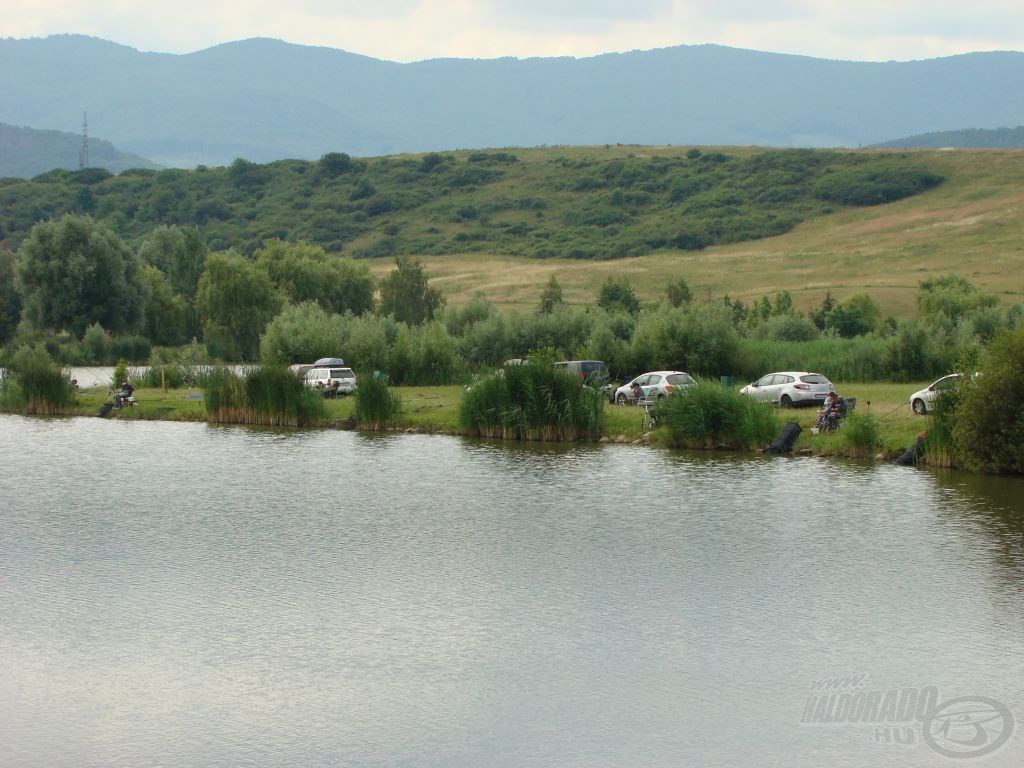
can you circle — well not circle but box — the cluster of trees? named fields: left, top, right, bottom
left=4, top=213, right=1018, bottom=390
left=0, top=147, right=944, bottom=263
left=0, top=215, right=436, bottom=363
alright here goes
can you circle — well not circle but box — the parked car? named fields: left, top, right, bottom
left=304, top=365, right=357, bottom=395
left=740, top=371, right=833, bottom=407
left=612, top=371, right=695, bottom=404
left=908, top=373, right=962, bottom=415
left=554, top=359, right=609, bottom=384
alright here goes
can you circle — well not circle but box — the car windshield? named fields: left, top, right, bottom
left=580, top=362, right=608, bottom=379
left=334, top=369, right=355, bottom=379
left=666, top=374, right=693, bottom=386
left=800, top=374, right=828, bottom=384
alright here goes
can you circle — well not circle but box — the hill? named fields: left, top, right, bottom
left=2, top=35, right=1024, bottom=167
left=874, top=125, right=1024, bottom=149
left=0, top=146, right=945, bottom=262
left=0, top=122, right=160, bottom=178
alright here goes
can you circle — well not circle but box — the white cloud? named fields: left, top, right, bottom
left=1, top=0, right=1023, bottom=61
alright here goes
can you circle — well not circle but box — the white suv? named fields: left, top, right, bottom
left=304, top=366, right=357, bottom=395
left=740, top=371, right=833, bottom=407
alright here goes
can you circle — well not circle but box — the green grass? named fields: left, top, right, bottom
left=0, top=346, right=74, bottom=415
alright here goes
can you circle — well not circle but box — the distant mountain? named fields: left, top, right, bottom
left=0, top=122, right=160, bottom=178
left=874, top=125, right=1024, bottom=148
left=1, top=35, right=1023, bottom=167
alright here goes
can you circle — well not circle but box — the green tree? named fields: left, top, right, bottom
left=917, top=274, right=998, bottom=324
left=15, top=214, right=144, bottom=337
left=256, top=240, right=373, bottom=315
left=318, top=152, right=354, bottom=178
left=811, top=291, right=836, bottom=330
left=952, top=330, right=1024, bottom=473
left=665, top=278, right=693, bottom=307
left=196, top=251, right=284, bottom=360
left=378, top=256, right=445, bottom=325
left=259, top=301, right=346, bottom=364
left=827, top=293, right=882, bottom=337
left=0, top=249, right=22, bottom=344
left=140, top=265, right=188, bottom=346
left=538, top=275, right=565, bottom=314
left=597, top=276, right=640, bottom=315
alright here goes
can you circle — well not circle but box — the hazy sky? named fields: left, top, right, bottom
left=4, top=0, right=1024, bottom=62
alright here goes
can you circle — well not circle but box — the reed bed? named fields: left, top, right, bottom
left=0, top=346, right=74, bottom=415
left=202, top=366, right=326, bottom=426
left=839, top=412, right=883, bottom=458
left=655, top=380, right=779, bottom=450
left=353, top=375, right=402, bottom=430
left=459, top=361, right=605, bottom=441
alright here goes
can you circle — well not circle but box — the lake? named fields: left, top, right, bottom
left=1, top=415, right=1022, bottom=767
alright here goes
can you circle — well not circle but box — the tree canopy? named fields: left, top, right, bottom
left=15, top=214, right=144, bottom=337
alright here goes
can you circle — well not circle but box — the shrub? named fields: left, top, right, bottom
left=656, top=381, right=779, bottom=450
left=0, top=345, right=74, bottom=414
left=353, top=375, right=401, bottom=430
left=839, top=413, right=882, bottom=457
left=814, top=165, right=943, bottom=205
left=459, top=358, right=605, bottom=441
left=950, top=330, right=1024, bottom=473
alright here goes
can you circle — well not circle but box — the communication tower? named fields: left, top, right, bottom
left=79, top=111, right=89, bottom=169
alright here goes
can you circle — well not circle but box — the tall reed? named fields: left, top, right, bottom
left=202, top=366, right=326, bottom=426
left=0, top=346, right=74, bottom=415
left=353, top=374, right=401, bottom=430
left=655, top=380, right=779, bottom=450
left=459, top=360, right=605, bottom=441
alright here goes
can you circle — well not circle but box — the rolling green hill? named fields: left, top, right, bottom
left=0, top=146, right=942, bottom=261
left=2, top=145, right=1022, bottom=319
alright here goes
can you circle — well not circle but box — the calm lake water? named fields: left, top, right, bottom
left=1, top=415, right=1022, bottom=767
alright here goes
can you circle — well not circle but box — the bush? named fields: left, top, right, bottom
left=655, top=381, right=779, bottom=450
left=0, top=345, right=74, bottom=414
left=353, top=375, right=401, bottom=430
left=950, top=330, right=1024, bottom=473
left=814, top=165, right=943, bottom=205
left=839, top=413, right=882, bottom=457
left=459, top=358, right=605, bottom=441
left=259, top=301, right=346, bottom=364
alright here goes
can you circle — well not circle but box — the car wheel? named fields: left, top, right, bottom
left=616, top=393, right=628, bottom=405
left=780, top=394, right=793, bottom=408
left=657, top=393, right=666, bottom=400
left=912, top=398, right=927, bottom=416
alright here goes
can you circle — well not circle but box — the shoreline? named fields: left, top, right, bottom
left=3, top=382, right=930, bottom=464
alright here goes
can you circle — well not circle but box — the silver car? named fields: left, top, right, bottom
left=613, top=371, right=695, bottom=405
left=740, top=371, right=833, bottom=407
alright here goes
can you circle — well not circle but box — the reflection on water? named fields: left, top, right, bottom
left=1, top=415, right=1022, bottom=768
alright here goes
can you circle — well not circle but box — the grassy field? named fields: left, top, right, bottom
left=361, top=148, right=1024, bottom=317
left=62, top=380, right=929, bottom=458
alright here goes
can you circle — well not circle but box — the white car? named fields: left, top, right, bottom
left=909, top=374, right=961, bottom=415
left=613, top=371, right=695, bottom=404
left=740, top=371, right=833, bottom=407
left=304, top=365, right=357, bottom=395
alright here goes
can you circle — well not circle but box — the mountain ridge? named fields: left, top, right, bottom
left=3, top=34, right=1023, bottom=166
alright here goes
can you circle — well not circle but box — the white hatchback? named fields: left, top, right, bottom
left=613, top=371, right=695, bottom=404
left=740, top=371, right=833, bottom=407
left=908, top=374, right=961, bottom=415
left=304, top=366, right=357, bottom=395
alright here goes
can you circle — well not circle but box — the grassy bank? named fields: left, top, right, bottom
left=36, top=380, right=933, bottom=460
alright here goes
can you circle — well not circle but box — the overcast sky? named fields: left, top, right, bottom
left=4, top=0, right=1024, bottom=62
